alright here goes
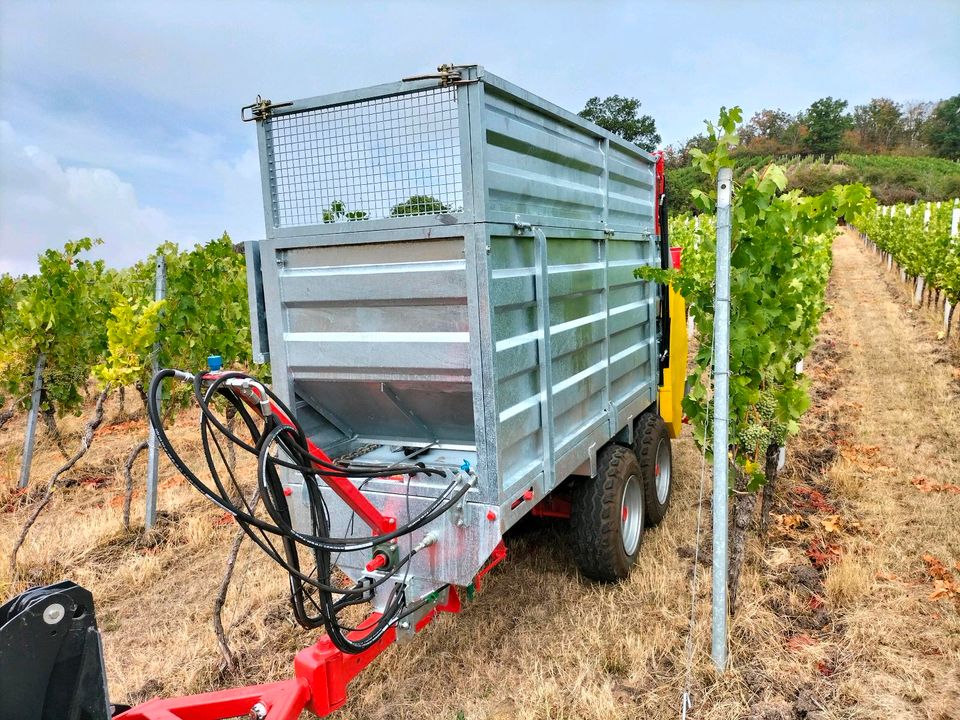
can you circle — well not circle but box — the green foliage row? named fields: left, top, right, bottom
left=651, top=108, right=874, bottom=488
left=855, top=201, right=960, bottom=304
left=0, top=233, right=254, bottom=415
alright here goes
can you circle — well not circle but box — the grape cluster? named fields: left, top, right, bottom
left=770, top=421, right=788, bottom=445
left=757, top=391, right=777, bottom=422
left=738, top=423, right=771, bottom=450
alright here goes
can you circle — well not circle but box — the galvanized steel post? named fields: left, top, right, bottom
left=711, top=166, right=733, bottom=670
left=18, top=353, right=46, bottom=488
left=145, top=255, right=166, bottom=529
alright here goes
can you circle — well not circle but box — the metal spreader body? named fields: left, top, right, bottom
left=244, top=64, right=663, bottom=614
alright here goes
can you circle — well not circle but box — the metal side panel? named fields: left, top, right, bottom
left=607, top=234, right=659, bottom=427
left=481, top=86, right=606, bottom=229
left=606, top=143, right=657, bottom=234
left=487, top=224, right=659, bottom=508
left=273, top=235, right=478, bottom=447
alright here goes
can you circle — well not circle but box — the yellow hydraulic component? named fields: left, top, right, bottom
left=658, top=282, right=687, bottom=439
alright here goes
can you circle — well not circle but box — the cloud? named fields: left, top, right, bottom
left=0, top=121, right=177, bottom=275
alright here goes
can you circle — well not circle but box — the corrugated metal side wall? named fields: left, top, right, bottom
left=479, top=79, right=659, bottom=501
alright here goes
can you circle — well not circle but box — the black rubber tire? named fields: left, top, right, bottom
left=570, top=444, right=644, bottom=582
left=633, top=412, right=673, bottom=527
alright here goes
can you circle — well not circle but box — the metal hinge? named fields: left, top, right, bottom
left=241, top=95, right=293, bottom=122
left=403, top=63, right=478, bottom=87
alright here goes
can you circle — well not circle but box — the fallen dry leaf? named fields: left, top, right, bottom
left=776, top=513, right=805, bottom=530
left=928, top=579, right=960, bottom=601
left=822, top=515, right=843, bottom=533
left=911, top=476, right=960, bottom=494
left=922, top=554, right=953, bottom=582
left=794, top=486, right=837, bottom=513
left=786, top=633, right=817, bottom=651
left=807, top=540, right=843, bottom=568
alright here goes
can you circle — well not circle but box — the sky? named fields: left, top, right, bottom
left=1, top=0, right=957, bottom=275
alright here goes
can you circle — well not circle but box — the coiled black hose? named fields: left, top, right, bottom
left=146, top=368, right=469, bottom=653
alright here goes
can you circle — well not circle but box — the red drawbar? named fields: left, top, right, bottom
left=119, top=591, right=464, bottom=720
left=116, top=679, right=310, bottom=720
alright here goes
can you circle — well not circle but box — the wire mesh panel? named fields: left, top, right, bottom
left=266, top=86, right=464, bottom=227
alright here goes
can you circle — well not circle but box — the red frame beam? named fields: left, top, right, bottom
left=530, top=495, right=572, bottom=520
left=118, top=589, right=465, bottom=720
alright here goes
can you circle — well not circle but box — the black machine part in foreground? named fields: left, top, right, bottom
left=0, top=581, right=122, bottom=720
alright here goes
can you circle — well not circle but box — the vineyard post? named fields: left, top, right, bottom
left=17, top=354, right=46, bottom=488
left=914, top=206, right=931, bottom=306
left=947, top=208, right=960, bottom=337
left=887, top=207, right=895, bottom=271
left=711, top=166, right=733, bottom=671
left=145, top=255, right=167, bottom=530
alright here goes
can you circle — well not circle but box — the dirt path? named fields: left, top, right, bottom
left=809, top=228, right=960, bottom=718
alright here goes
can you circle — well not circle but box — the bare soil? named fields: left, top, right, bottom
left=1, top=227, right=957, bottom=719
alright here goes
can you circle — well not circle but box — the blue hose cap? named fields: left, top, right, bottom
left=461, top=459, right=471, bottom=473
left=207, top=355, right=223, bottom=371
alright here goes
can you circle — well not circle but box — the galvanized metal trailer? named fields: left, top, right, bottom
left=2, top=65, right=687, bottom=720
left=244, top=63, right=679, bottom=615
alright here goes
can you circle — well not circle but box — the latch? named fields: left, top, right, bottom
left=402, top=64, right=478, bottom=87
left=241, top=95, right=293, bottom=122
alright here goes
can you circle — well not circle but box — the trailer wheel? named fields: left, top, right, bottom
left=570, top=444, right=644, bottom=582
left=634, top=412, right=672, bottom=527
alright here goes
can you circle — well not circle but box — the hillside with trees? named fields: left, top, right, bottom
left=581, top=92, right=960, bottom=215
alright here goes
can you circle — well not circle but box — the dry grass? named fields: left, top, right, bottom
left=1, top=227, right=958, bottom=719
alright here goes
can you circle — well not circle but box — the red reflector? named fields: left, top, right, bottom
left=671, top=246, right=682, bottom=270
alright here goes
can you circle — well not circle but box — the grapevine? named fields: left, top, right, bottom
left=855, top=200, right=960, bottom=335
left=645, top=107, right=873, bottom=611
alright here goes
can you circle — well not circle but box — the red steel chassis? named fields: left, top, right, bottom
left=117, top=375, right=506, bottom=719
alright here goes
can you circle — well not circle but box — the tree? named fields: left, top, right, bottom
left=802, top=97, right=852, bottom=157
left=902, top=101, right=935, bottom=149
left=740, top=109, right=804, bottom=155
left=924, top=95, right=960, bottom=160
left=852, top=98, right=904, bottom=150
left=746, top=109, right=794, bottom=142
left=579, top=95, right=661, bottom=151
left=390, top=195, right=450, bottom=217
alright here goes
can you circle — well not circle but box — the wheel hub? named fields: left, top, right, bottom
left=655, top=439, right=671, bottom=504
left=620, top=474, right=643, bottom=556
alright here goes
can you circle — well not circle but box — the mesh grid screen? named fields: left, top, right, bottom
left=266, top=86, right=464, bottom=227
